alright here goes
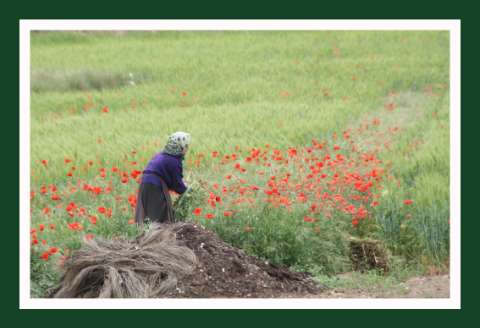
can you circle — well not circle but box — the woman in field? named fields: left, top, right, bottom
left=135, top=132, right=191, bottom=224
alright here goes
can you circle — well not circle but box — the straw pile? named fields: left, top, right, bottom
left=349, top=237, right=389, bottom=273
left=53, top=224, right=197, bottom=298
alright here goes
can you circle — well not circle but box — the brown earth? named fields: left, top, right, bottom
left=164, top=223, right=325, bottom=297
left=281, top=273, right=450, bottom=298
left=400, top=275, right=450, bottom=298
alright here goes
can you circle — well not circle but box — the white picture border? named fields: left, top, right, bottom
left=19, top=19, right=461, bottom=309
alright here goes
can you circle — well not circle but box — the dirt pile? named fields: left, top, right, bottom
left=165, top=223, right=325, bottom=298
left=52, top=223, right=325, bottom=298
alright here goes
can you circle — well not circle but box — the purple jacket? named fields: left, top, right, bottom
left=141, top=152, right=187, bottom=194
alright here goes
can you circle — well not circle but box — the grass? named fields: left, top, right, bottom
left=29, top=31, right=450, bottom=297
left=31, top=31, right=449, bottom=180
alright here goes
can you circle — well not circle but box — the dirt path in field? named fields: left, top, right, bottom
left=282, top=274, right=450, bottom=298
left=401, top=274, right=450, bottom=298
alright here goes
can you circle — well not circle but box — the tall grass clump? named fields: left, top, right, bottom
left=31, top=69, right=149, bottom=93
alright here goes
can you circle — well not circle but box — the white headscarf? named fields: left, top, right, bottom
left=163, top=131, right=191, bottom=156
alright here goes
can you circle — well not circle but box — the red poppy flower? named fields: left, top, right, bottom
left=93, top=186, right=102, bottom=195
left=40, top=252, right=50, bottom=260
left=303, top=216, right=315, bottom=223
left=403, top=199, right=413, bottom=205
left=288, top=148, right=297, bottom=157
left=193, top=208, right=202, bottom=216
left=131, top=169, right=142, bottom=178
left=89, top=215, right=97, bottom=225
left=65, top=202, right=77, bottom=212
left=41, top=159, right=48, bottom=166
left=352, top=218, right=359, bottom=226
left=39, top=224, right=45, bottom=232
left=98, top=206, right=106, bottom=214
left=49, top=247, right=59, bottom=255
left=205, top=213, right=214, bottom=219
left=345, top=204, right=356, bottom=214
left=67, top=222, right=83, bottom=231
left=85, top=233, right=94, bottom=241
left=297, top=192, right=307, bottom=203
left=102, top=106, right=109, bottom=113
left=64, top=158, right=72, bottom=164
left=223, top=211, right=234, bottom=217
left=356, top=206, right=368, bottom=219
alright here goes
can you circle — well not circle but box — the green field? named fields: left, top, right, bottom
left=30, top=31, right=450, bottom=297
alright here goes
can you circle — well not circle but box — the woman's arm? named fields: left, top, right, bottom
left=169, top=160, right=188, bottom=194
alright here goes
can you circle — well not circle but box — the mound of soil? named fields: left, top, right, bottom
left=164, top=223, right=325, bottom=298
